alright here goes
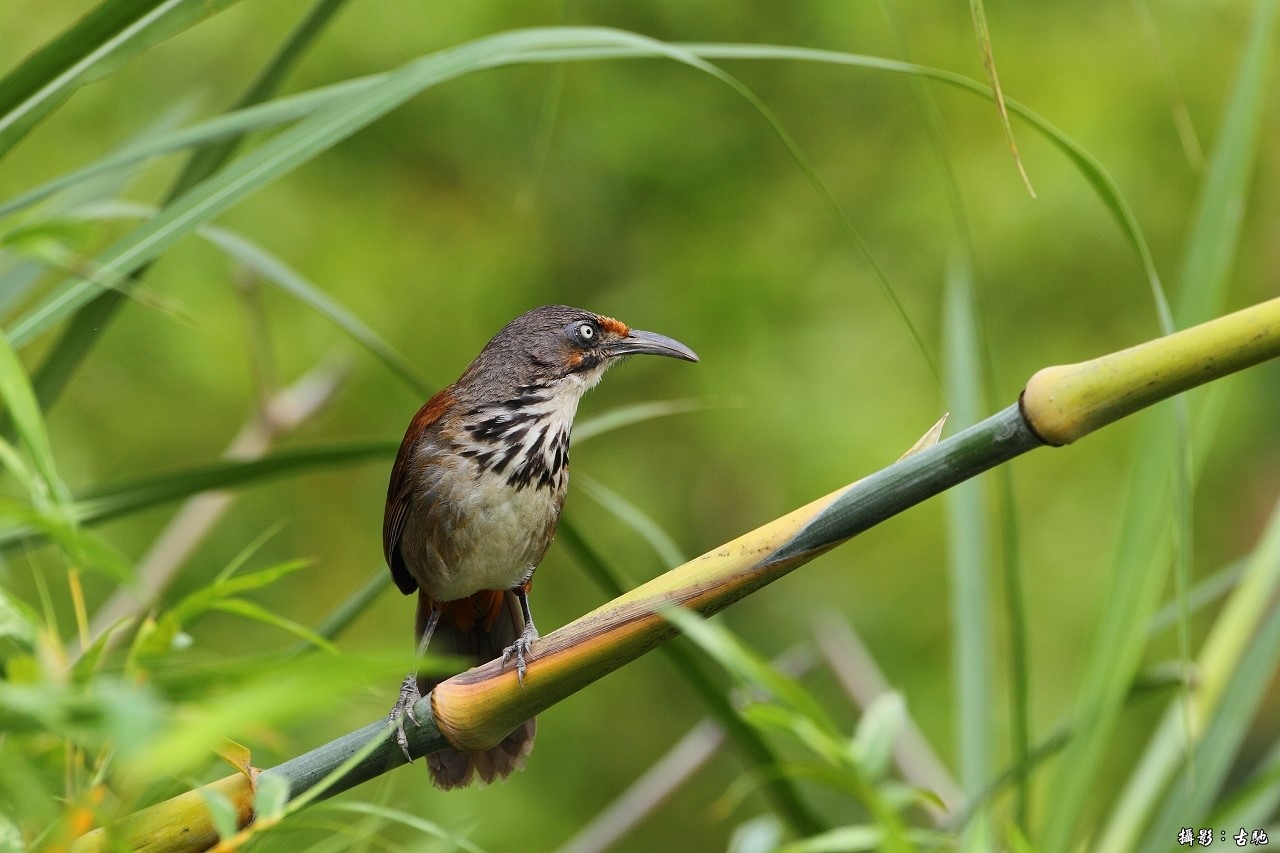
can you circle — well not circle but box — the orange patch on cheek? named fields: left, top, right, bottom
left=598, top=315, right=629, bottom=337
left=567, top=351, right=584, bottom=368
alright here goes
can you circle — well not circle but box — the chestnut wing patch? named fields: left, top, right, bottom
left=384, top=388, right=456, bottom=596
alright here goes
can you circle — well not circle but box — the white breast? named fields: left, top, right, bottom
left=405, top=378, right=592, bottom=602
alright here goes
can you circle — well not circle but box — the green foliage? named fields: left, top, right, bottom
left=0, top=0, right=1277, bottom=851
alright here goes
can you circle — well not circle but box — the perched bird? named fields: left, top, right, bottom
left=384, top=304, right=698, bottom=789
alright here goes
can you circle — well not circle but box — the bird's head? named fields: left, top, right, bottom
left=462, top=305, right=698, bottom=395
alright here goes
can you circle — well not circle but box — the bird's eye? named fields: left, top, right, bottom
left=577, top=322, right=596, bottom=342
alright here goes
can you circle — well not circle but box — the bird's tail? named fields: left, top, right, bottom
left=417, top=589, right=536, bottom=790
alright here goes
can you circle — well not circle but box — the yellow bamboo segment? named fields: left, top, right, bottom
left=70, top=772, right=255, bottom=853
left=432, top=485, right=848, bottom=751
left=1021, top=296, right=1280, bottom=445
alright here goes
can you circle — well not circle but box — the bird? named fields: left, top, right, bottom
left=384, top=304, right=698, bottom=789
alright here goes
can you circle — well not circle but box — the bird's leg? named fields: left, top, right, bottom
left=389, top=604, right=440, bottom=762
left=502, top=585, right=539, bottom=687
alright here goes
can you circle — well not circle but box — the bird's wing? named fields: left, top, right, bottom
left=384, top=387, right=457, bottom=596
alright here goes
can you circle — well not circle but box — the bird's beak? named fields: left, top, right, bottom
left=606, top=329, right=699, bottom=362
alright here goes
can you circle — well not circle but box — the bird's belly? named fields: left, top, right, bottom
left=425, top=470, right=561, bottom=602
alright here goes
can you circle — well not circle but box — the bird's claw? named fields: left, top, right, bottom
left=502, top=623, right=539, bottom=687
left=388, top=673, right=423, bottom=762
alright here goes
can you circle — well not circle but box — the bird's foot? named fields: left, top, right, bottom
left=388, top=673, right=423, bottom=762
left=501, top=622, right=540, bottom=687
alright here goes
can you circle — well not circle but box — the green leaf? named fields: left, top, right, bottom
left=169, top=560, right=312, bottom=625
left=0, top=327, right=67, bottom=508
left=214, top=521, right=286, bottom=584
left=729, top=815, right=784, bottom=853
left=0, top=586, right=38, bottom=651
left=252, top=772, right=291, bottom=822
left=851, top=692, right=905, bottom=780
left=207, top=599, right=338, bottom=654
left=776, top=826, right=883, bottom=853
left=1139, top=601, right=1280, bottom=849
left=664, top=608, right=835, bottom=732
left=6, top=28, right=940, bottom=389
left=1086, top=3, right=1279, bottom=848
left=166, top=0, right=354, bottom=199
left=0, top=0, right=244, bottom=159
left=0, top=331, right=133, bottom=580
left=59, top=202, right=431, bottom=395
left=130, top=652, right=407, bottom=782
left=70, top=616, right=134, bottom=684
left=740, top=703, right=852, bottom=770
left=1174, top=0, right=1276, bottom=327
left=520, top=39, right=1172, bottom=328
left=318, top=802, right=488, bottom=853
left=1040, top=409, right=1178, bottom=852
left=17, top=0, right=349, bottom=425
left=198, top=786, right=239, bottom=840
left=5, top=28, right=551, bottom=345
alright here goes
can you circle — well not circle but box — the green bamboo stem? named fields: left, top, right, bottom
left=1020, top=295, right=1280, bottom=445
left=73, top=296, right=1280, bottom=851
left=71, top=772, right=256, bottom=853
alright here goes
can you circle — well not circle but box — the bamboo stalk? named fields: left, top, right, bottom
left=1020, top=295, right=1280, bottom=445
left=71, top=773, right=255, bottom=853
left=72, top=296, right=1280, bottom=851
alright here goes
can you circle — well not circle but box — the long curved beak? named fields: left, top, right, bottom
left=606, top=328, right=699, bottom=362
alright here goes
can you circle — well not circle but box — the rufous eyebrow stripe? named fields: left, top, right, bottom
left=597, top=315, right=629, bottom=336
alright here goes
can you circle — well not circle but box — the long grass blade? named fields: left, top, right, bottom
left=7, top=32, right=1172, bottom=377
left=5, top=29, right=942, bottom=385
left=19, top=0, right=349, bottom=420
left=168, top=0, right=353, bottom=199
left=1093, top=2, right=1277, bottom=846
left=0, top=0, right=242, bottom=159
left=517, top=40, right=1174, bottom=329
left=1173, top=0, right=1276, bottom=328
left=0, top=441, right=395, bottom=550
left=942, top=261, right=991, bottom=849
left=200, top=224, right=430, bottom=397
left=0, top=78, right=379, bottom=222
left=572, top=398, right=719, bottom=446
left=1138, top=600, right=1280, bottom=849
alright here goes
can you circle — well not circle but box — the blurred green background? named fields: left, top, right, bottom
left=1, top=1, right=1278, bottom=850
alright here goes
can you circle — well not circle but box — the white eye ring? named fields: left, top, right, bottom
left=578, top=322, right=595, bottom=340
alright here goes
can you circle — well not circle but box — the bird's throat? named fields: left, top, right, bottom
left=457, top=377, right=594, bottom=494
